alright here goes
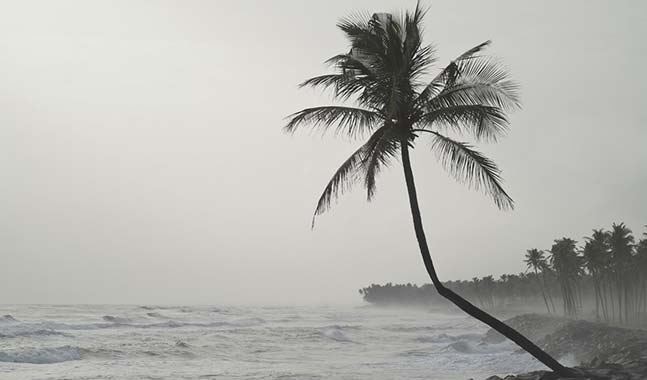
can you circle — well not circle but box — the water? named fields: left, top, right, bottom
left=0, top=305, right=546, bottom=379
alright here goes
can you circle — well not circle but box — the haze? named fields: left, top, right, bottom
left=1, top=0, right=645, bottom=305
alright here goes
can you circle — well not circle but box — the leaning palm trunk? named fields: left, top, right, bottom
left=400, top=144, right=570, bottom=374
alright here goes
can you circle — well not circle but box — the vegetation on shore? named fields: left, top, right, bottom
left=360, top=222, right=647, bottom=327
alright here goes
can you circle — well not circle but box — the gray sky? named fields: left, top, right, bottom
left=1, top=0, right=645, bottom=305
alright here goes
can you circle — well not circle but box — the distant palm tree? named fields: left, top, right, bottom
left=284, top=4, right=570, bottom=375
left=549, top=238, right=582, bottom=316
left=524, top=248, right=553, bottom=314
left=609, top=222, right=635, bottom=323
left=582, top=229, right=610, bottom=321
left=636, top=227, right=647, bottom=317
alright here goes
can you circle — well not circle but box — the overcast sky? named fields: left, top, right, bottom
left=1, top=0, right=645, bottom=305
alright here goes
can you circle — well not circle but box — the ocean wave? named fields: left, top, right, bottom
left=400, top=341, right=489, bottom=357
left=399, top=349, right=433, bottom=357
left=130, top=317, right=265, bottom=329
left=146, top=312, right=167, bottom=319
left=442, top=340, right=510, bottom=355
left=139, top=305, right=186, bottom=311
left=384, top=325, right=450, bottom=333
left=0, top=315, right=18, bottom=323
left=445, top=340, right=476, bottom=354
left=0, top=345, right=81, bottom=364
left=4, top=316, right=265, bottom=333
left=0, top=327, right=68, bottom=338
left=322, top=324, right=362, bottom=331
left=102, top=315, right=132, bottom=324
left=82, top=347, right=125, bottom=359
left=319, top=326, right=354, bottom=342
left=415, top=332, right=482, bottom=344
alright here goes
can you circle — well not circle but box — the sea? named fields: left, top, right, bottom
left=0, top=304, right=549, bottom=380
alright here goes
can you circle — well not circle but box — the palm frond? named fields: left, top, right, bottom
left=311, top=125, right=401, bottom=226
left=428, top=81, right=519, bottom=115
left=312, top=145, right=367, bottom=226
left=415, top=40, right=492, bottom=105
left=409, top=44, right=436, bottom=82
left=418, top=104, right=509, bottom=142
left=361, top=126, right=401, bottom=200
left=337, top=14, right=387, bottom=66
left=404, top=3, right=434, bottom=81
left=429, top=131, right=514, bottom=210
left=299, top=70, right=393, bottom=109
left=324, top=54, right=375, bottom=77
left=299, top=74, right=370, bottom=101
left=403, top=2, right=426, bottom=56
left=443, top=57, right=520, bottom=110
left=284, top=106, right=382, bottom=138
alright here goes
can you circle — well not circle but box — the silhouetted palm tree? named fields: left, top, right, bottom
left=636, top=227, right=647, bottom=317
left=549, top=238, right=582, bottom=316
left=609, top=222, right=635, bottom=323
left=285, top=4, right=570, bottom=375
left=524, top=248, right=553, bottom=314
left=582, top=229, right=610, bottom=321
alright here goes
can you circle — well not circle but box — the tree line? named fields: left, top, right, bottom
left=360, top=222, right=647, bottom=326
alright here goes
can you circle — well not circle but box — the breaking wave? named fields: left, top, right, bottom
left=146, top=312, right=167, bottom=319
left=102, top=315, right=132, bottom=324
left=414, top=332, right=482, bottom=343
left=0, top=327, right=68, bottom=338
left=0, top=315, right=18, bottom=323
left=320, top=326, right=355, bottom=342
left=442, top=340, right=511, bottom=355
left=0, top=346, right=82, bottom=364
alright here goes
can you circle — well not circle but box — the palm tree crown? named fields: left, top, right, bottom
left=582, top=229, right=609, bottom=275
left=609, top=222, right=634, bottom=266
left=524, top=248, right=548, bottom=272
left=285, top=5, right=520, bottom=224
left=549, top=238, right=582, bottom=279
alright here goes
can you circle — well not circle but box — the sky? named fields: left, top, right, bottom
left=1, top=0, right=645, bottom=305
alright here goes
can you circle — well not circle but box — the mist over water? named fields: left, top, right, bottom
left=0, top=304, right=547, bottom=380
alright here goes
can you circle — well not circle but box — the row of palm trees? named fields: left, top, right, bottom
left=359, top=273, right=562, bottom=310
left=360, top=222, right=647, bottom=326
left=527, top=223, right=647, bottom=324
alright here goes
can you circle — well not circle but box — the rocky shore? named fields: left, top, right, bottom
left=481, top=314, right=647, bottom=380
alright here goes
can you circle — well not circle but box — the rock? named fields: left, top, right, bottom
left=483, top=314, right=647, bottom=380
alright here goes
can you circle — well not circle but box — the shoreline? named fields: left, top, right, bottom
left=480, top=314, right=647, bottom=379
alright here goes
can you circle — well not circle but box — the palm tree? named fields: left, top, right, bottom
left=609, top=222, right=635, bottom=323
left=636, top=227, right=647, bottom=320
left=582, top=229, right=610, bottom=321
left=284, top=5, right=571, bottom=375
left=524, top=248, right=553, bottom=314
left=549, top=238, right=582, bottom=317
